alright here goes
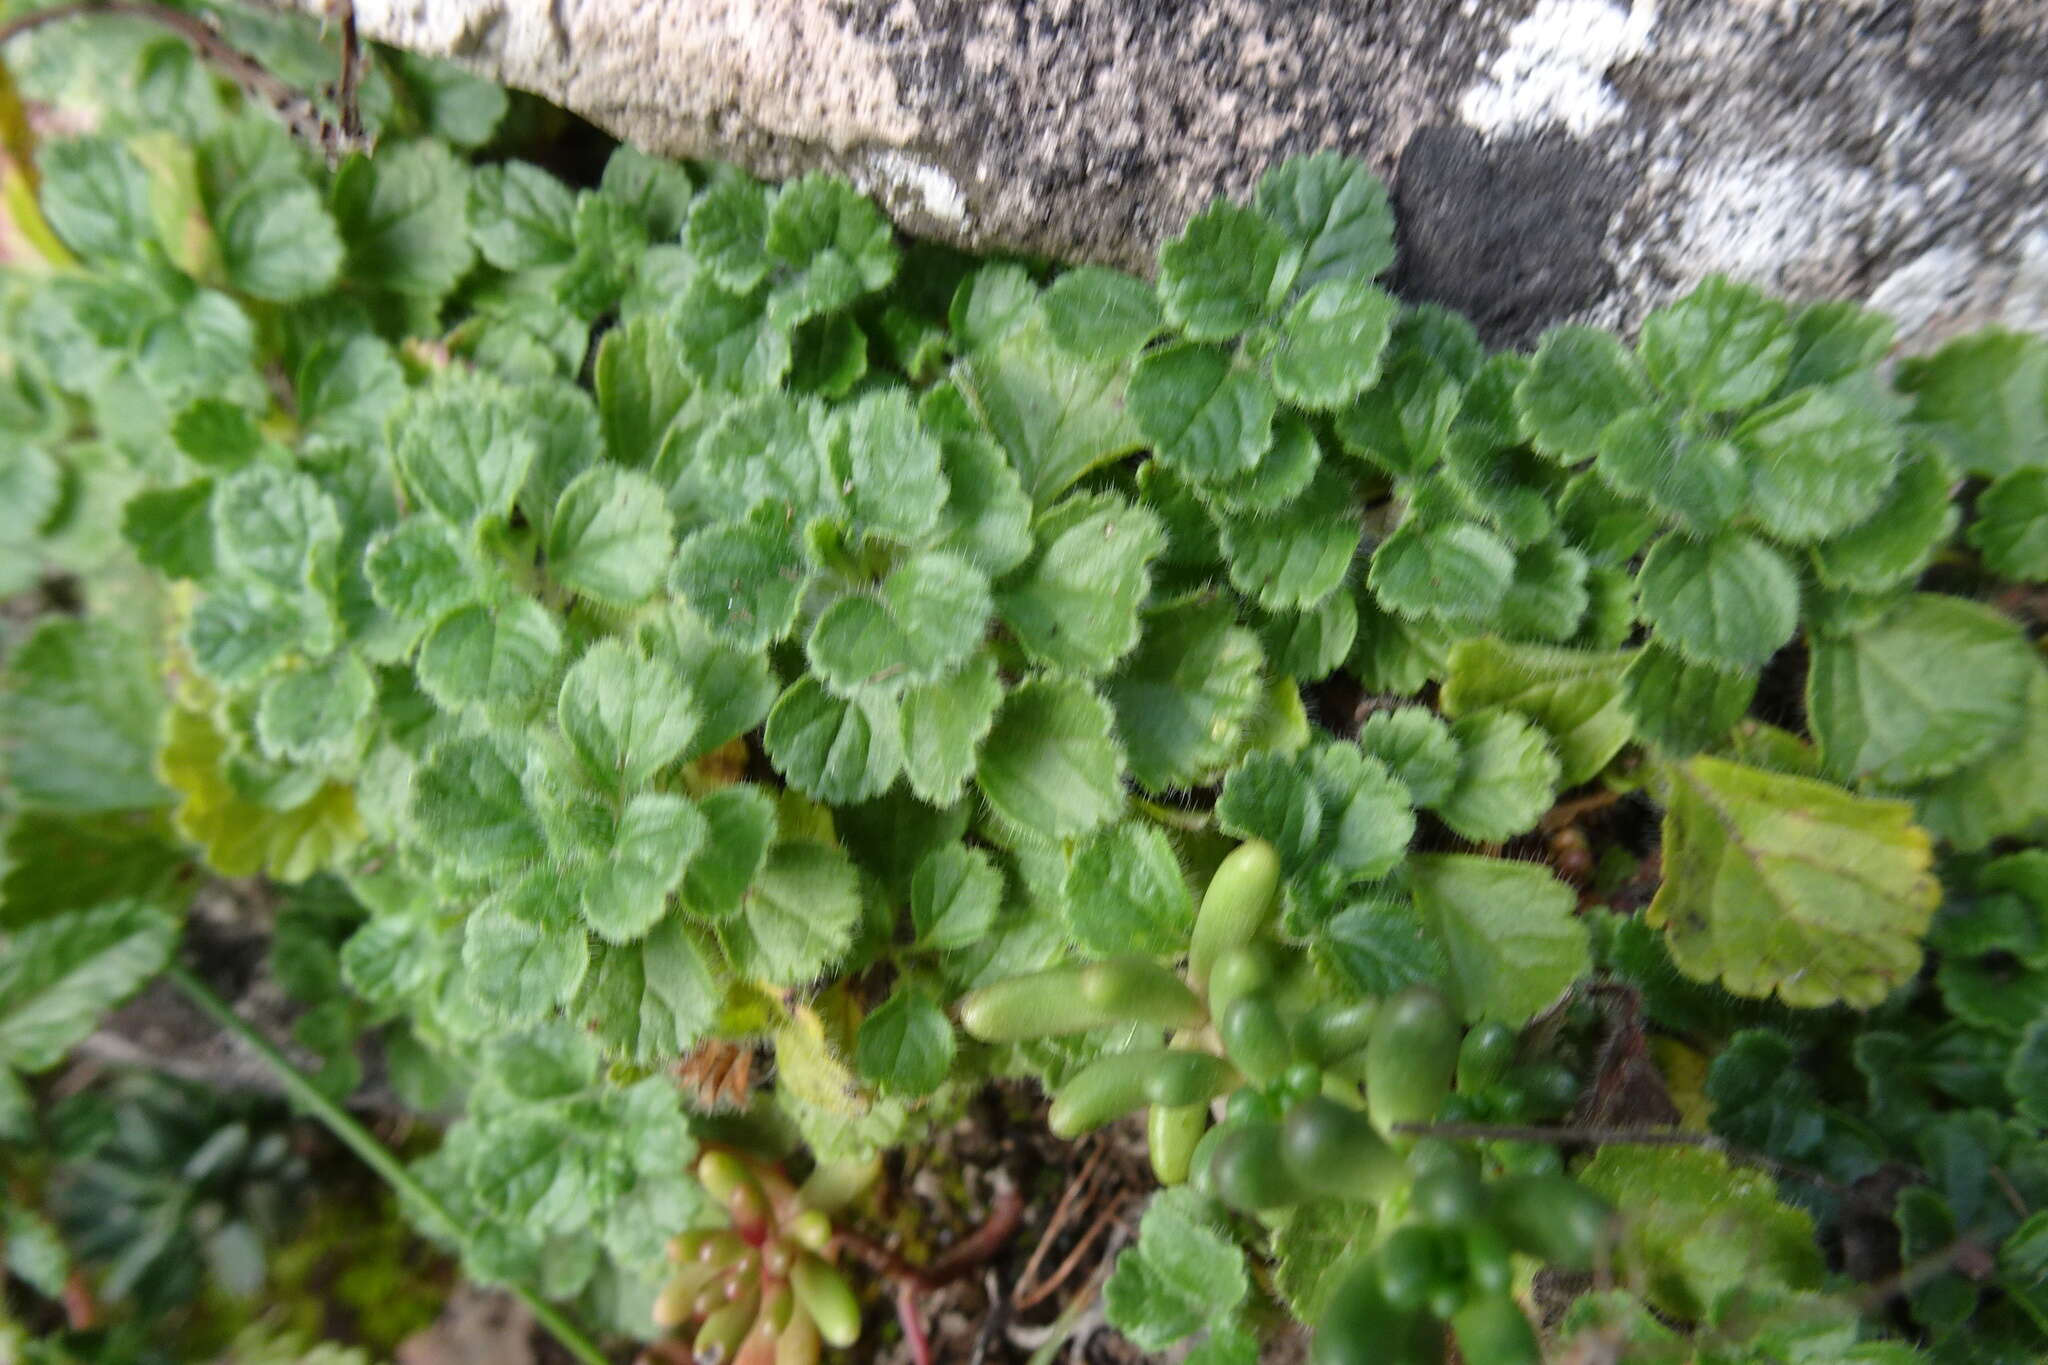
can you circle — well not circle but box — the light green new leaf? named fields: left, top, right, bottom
left=828, top=387, right=948, bottom=545
left=1103, top=1188, right=1249, bottom=1351
left=1897, top=328, right=2048, bottom=478
left=678, top=784, right=778, bottom=922
left=1368, top=519, right=1515, bottom=624
left=38, top=137, right=153, bottom=259
left=1042, top=266, right=1163, bottom=362
left=1129, top=343, right=1277, bottom=483
left=687, top=178, right=773, bottom=292
left=410, top=737, right=546, bottom=873
left=854, top=986, right=955, bottom=1097
left=576, top=919, right=721, bottom=1063
left=1649, top=755, right=1939, bottom=1007
left=951, top=312, right=1143, bottom=507
left=900, top=653, right=1004, bottom=807
left=727, top=842, right=862, bottom=986
left=365, top=518, right=474, bottom=624
left=1157, top=200, right=1294, bottom=340
left=217, top=177, right=344, bottom=302
left=1252, top=151, right=1395, bottom=288
left=214, top=464, right=341, bottom=589
left=1623, top=643, right=1755, bottom=755
left=468, top=162, right=576, bottom=269
left=256, top=652, right=374, bottom=765
left=1811, top=447, right=1959, bottom=592
left=330, top=140, right=474, bottom=299
left=0, top=902, right=176, bottom=1072
left=1441, top=638, right=1632, bottom=786
left=416, top=599, right=563, bottom=718
left=546, top=465, right=673, bottom=606
left=1436, top=710, right=1560, bottom=843
left=1517, top=325, right=1651, bottom=462
left=763, top=678, right=903, bottom=805
left=0, top=618, right=170, bottom=812
left=1217, top=468, right=1363, bottom=611
left=1409, top=854, right=1588, bottom=1025
left=580, top=794, right=707, bottom=942
left=1296, top=742, right=1415, bottom=900
left=595, top=314, right=694, bottom=469
left=809, top=551, right=992, bottom=696
left=1636, top=532, right=1799, bottom=669
left=1105, top=594, right=1264, bottom=793
left=670, top=503, right=810, bottom=652
left=392, top=377, right=538, bottom=529
left=1638, top=276, right=1793, bottom=412
left=1594, top=407, right=1746, bottom=532
left=1064, top=822, right=1196, bottom=957
left=557, top=639, right=700, bottom=794
left=977, top=677, right=1125, bottom=841
left=1356, top=708, right=1460, bottom=808
left=1737, top=385, right=1901, bottom=543
left=951, top=264, right=1039, bottom=353
left=998, top=494, right=1165, bottom=676
left=1269, top=277, right=1397, bottom=410
left=186, top=585, right=326, bottom=686
left=1806, top=594, right=2035, bottom=785
left=1969, top=468, right=2048, bottom=581
left=911, top=844, right=1003, bottom=951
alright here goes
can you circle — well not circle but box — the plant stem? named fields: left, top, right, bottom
left=164, top=964, right=614, bottom=1365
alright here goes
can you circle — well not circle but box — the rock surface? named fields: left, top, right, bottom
left=325, top=0, right=2047, bottom=346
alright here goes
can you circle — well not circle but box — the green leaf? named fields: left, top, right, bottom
left=576, top=919, right=720, bottom=1063
left=468, top=162, right=576, bottom=269
left=416, top=599, right=563, bottom=719
left=1578, top=1145, right=1823, bottom=1321
left=1157, top=200, right=1293, bottom=340
left=1255, top=590, right=1357, bottom=681
left=678, top=784, right=777, bottom=922
left=1441, top=638, right=1632, bottom=786
left=1215, top=751, right=1324, bottom=873
left=122, top=480, right=215, bottom=581
left=541, top=465, right=672, bottom=606
left=1898, top=329, right=2048, bottom=478
left=900, top=653, right=1004, bottom=807
left=409, top=737, right=545, bottom=874
left=1557, top=470, right=1661, bottom=565
left=1736, top=385, right=1902, bottom=543
left=854, top=986, right=955, bottom=1097
left=1594, top=407, right=1747, bottom=531
left=0, top=812, right=192, bottom=931
left=256, top=653, right=374, bottom=765
left=921, top=385, right=1034, bottom=574
left=1293, top=742, right=1415, bottom=898
left=1970, top=468, right=2048, bottom=581
left=330, top=140, right=474, bottom=298
left=1322, top=894, right=1450, bottom=998
left=365, top=519, right=474, bottom=624
left=0, top=902, right=176, bottom=1072
left=1216, top=468, right=1363, bottom=611
left=1, top=618, right=170, bottom=812
left=1332, top=319, right=1467, bottom=478
left=808, top=551, right=993, bottom=695
left=727, top=842, right=862, bottom=986
left=827, top=388, right=947, bottom=545
left=1781, top=299, right=1894, bottom=392
left=557, top=639, right=700, bottom=795
left=1517, top=326, right=1651, bottom=462
left=1105, top=594, right=1265, bottom=793
left=391, top=50, right=509, bottom=147
left=1811, top=446, right=1959, bottom=592
left=1435, top=710, right=1561, bottom=842
left=951, top=263, right=1039, bottom=353
left=1041, top=266, right=1162, bottom=362
left=599, top=144, right=693, bottom=240
left=765, top=174, right=898, bottom=315
left=976, top=676, right=1125, bottom=841
left=580, top=794, right=708, bottom=942
left=1623, top=644, right=1755, bottom=755
left=763, top=678, right=903, bottom=805
left=952, top=311, right=1142, bottom=506
left=669, top=503, right=810, bottom=652
left=214, top=463, right=341, bottom=589
left=998, top=493, right=1165, bottom=675
left=38, top=137, right=153, bottom=259
left=1409, top=854, right=1589, bottom=1024
left=1912, top=668, right=2048, bottom=851
left=594, top=313, right=693, bottom=469
left=1494, top=539, right=1590, bottom=643
left=216, top=177, right=344, bottom=302
left=1356, top=707, right=1460, bottom=808
left=1806, top=594, right=2036, bottom=785
left=296, top=333, right=405, bottom=446
left=634, top=605, right=779, bottom=763
left=1063, top=822, right=1196, bottom=957
left=1649, top=755, right=1939, bottom=1007
left=687, top=178, right=773, bottom=291
left=1268, top=277, right=1397, bottom=410
left=1368, top=520, right=1515, bottom=624
left=392, top=376, right=538, bottom=529
left=671, top=274, right=792, bottom=392
left=2006, top=1015, right=2048, bottom=1128
left=1208, top=410, right=1323, bottom=512
left=1637, top=532, right=1799, bottom=669
left=185, top=584, right=327, bottom=686
left=1252, top=151, right=1395, bottom=288
left=664, top=390, right=829, bottom=527
left=463, top=883, right=589, bottom=1024
left=1638, top=276, right=1793, bottom=412
left=911, top=844, right=1003, bottom=951
left=1103, top=1189, right=1249, bottom=1351
left=1130, top=343, right=1276, bottom=483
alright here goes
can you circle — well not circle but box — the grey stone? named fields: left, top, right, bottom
left=324, top=0, right=2048, bottom=347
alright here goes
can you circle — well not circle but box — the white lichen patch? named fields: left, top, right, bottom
left=1459, top=0, right=1658, bottom=138
left=859, top=150, right=969, bottom=226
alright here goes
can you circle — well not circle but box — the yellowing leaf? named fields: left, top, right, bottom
left=159, top=704, right=362, bottom=881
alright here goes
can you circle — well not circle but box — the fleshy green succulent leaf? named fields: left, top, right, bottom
left=1129, top=343, right=1277, bottom=483
left=900, top=653, right=1005, bottom=808
left=0, top=902, right=177, bottom=1073
left=1267, top=276, right=1397, bottom=410
left=1736, top=385, right=1902, bottom=544
left=546, top=465, right=674, bottom=606
left=330, top=139, right=475, bottom=299
left=416, top=599, right=563, bottom=719
left=557, top=638, right=701, bottom=795
left=1517, top=325, right=1652, bottom=462
left=256, top=652, right=375, bottom=766
left=975, top=676, right=1125, bottom=841
left=724, top=841, right=862, bottom=986
left=679, top=784, right=778, bottom=921
left=1041, top=266, right=1163, bottom=362
left=365, top=518, right=476, bottom=624
left=911, top=843, right=1003, bottom=951
left=1215, top=468, right=1363, bottom=611
left=1368, top=519, right=1515, bottom=624
left=1440, top=638, right=1632, bottom=786
left=670, top=502, right=811, bottom=652
left=1969, top=468, right=2048, bottom=581
left=1811, top=446, right=1959, bottom=592
left=1252, top=151, right=1395, bottom=289
left=808, top=551, right=993, bottom=695
left=1649, top=755, right=1939, bottom=1007
left=997, top=493, right=1165, bottom=676
left=1636, top=531, right=1799, bottom=669
left=1623, top=644, right=1756, bottom=755
left=1062, top=821, right=1197, bottom=957
left=0, top=618, right=170, bottom=813
left=763, top=678, right=904, bottom=805
left=392, top=375, right=538, bottom=530
left=1593, top=407, right=1747, bottom=532
left=409, top=736, right=546, bottom=874
left=1409, top=854, right=1589, bottom=1025
left=1638, top=276, right=1793, bottom=412
left=1806, top=594, right=2036, bottom=786
left=1157, top=200, right=1294, bottom=341
left=1897, top=329, right=2048, bottom=478
left=854, top=986, right=955, bottom=1097
left=1435, top=709, right=1561, bottom=843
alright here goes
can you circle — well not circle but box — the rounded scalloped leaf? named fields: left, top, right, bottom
left=1129, top=343, right=1277, bottom=482
left=974, top=676, right=1125, bottom=842
left=1636, top=532, right=1799, bottom=670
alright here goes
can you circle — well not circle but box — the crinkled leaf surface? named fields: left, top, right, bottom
left=1408, top=854, right=1588, bottom=1025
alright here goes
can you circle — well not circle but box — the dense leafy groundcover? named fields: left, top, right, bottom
left=3, top=1, right=2048, bottom=1360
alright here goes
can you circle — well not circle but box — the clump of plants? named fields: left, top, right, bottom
left=3, top=1, right=2047, bottom=1362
